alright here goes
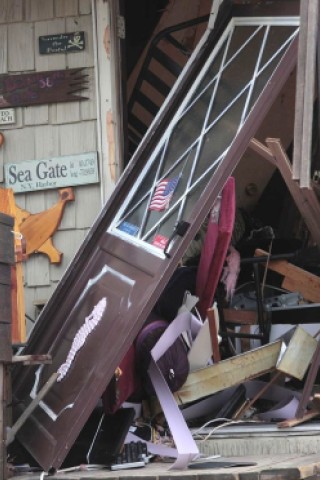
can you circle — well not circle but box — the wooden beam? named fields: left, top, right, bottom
left=223, top=308, right=257, bottom=325
left=299, top=0, right=319, bottom=187
left=266, top=138, right=320, bottom=244
left=207, top=307, right=221, bottom=362
left=292, top=0, right=308, bottom=180
left=255, top=248, right=320, bottom=303
left=249, top=138, right=320, bottom=245
left=175, top=340, right=282, bottom=405
left=278, top=409, right=320, bottom=428
left=292, top=0, right=318, bottom=186
left=11, top=354, right=51, bottom=365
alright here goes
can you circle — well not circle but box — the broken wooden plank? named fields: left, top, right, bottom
left=11, top=354, right=51, bottom=365
left=223, top=308, right=257, bottom=325
left=207, top=306, right=221, bottom=362
left=175, top=340, right=282, bottom=405
left=278, top=409, right=320, bottom=428
left=249, top=138, right=320, bottom=245
left=255, top=248, right=320, bottom=303
left=266, top=138, right=320, bottom=244
left=276, top=326, right=317, bottom=380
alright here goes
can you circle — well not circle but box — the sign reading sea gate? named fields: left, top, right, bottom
left=5, top=152, right=99, bottom=193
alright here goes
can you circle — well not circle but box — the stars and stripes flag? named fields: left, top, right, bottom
left=149, top=175, right=180, bottom=211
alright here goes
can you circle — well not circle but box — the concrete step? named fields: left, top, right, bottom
left=195, top=423, right=320, bottom=458
left=9, top=453, right=320, bottom=480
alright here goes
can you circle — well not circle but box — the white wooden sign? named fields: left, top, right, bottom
left=5, top=152, right=99, bottom=193
left=0, top=108, right=15, bottom=125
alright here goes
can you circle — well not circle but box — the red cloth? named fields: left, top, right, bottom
left=102, top=344, right=139, bottom=414
left=196, top=177, right=236, bottom=319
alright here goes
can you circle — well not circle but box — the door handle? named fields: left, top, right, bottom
left=163, top=220, right=190, bottom=258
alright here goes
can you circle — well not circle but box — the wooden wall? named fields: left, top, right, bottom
left=0, top=0, right=103, bottom=331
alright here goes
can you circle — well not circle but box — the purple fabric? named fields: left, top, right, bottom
left=136, top=319, right=189, bottom=394
left=148, top=312, right=201, bottom=469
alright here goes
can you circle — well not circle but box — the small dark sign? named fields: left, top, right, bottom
left=0, top=68, right=88, bottom=108
left=39, top=31, right=85, bottom=54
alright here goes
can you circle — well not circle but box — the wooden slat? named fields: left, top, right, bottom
left=0, top=265, right=10, bottom=286
left=66, top=15, right=94, bottom=68
left=278, top=409, right=320, bottom=428
left=292, top=0, right=318, bottom=187
left=0, top=24, right=7, bottom=74
left=267, top=138, right=320, bottom=244
left=0, top=189, right=26, bottom=344
left=25, top=0, right=54, bottom=21
left=2, top=127, right=35, bottom=164
left=0, top=363, right=5, bottom=479
left=24, top=105, right=49, bottom=126
left=223, top=308, right=257, bottom=325
left=299, top=0, right=319, bottom=187
left=55, top=0, right=78, bottom=17
left=58, top=120, right=97, bottom=156
left=80, top=69, right=97, bottom=121
left=8, top=23, right=34, bottom=72
left=79, top=0, right=91, bottom=15
left=0, top=282, right=11, bottom=324
left=0, top=0, right=23, bottom=23
left=255, top=248, right=320, bottom=303
left=292, top=0, right=309, bottom=180
left=0, top=323, right=11, bottom=361
left=276, top=326, right=317, bottom=380
left=207, top=306, right=221, bottom=362
left=175, top=340, right=282, bottom=405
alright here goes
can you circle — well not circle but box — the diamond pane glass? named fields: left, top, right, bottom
left=113, top=19, right=298, bottom=253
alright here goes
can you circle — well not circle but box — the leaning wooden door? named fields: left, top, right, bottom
left=12, top=14, right=299, bottom=472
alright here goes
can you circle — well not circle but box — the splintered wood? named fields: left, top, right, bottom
left=255, top=248, right=320, bottom=303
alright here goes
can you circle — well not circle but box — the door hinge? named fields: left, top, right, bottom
left=117, top=15, right=125, bottom=39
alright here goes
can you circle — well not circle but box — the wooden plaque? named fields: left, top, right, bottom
left=0, top=69, right=88, bottom=108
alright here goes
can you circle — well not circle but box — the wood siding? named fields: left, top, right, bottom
left=0, top=0, right=104, bottom=331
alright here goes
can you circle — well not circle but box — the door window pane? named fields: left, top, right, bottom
left=112, top=18, right=298, bottom=253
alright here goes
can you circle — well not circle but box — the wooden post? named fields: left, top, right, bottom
left=0, top=364, right=5, bottom=479
left=292, top=0, right=319, bottom=186
left=207, top=306, right=221, bottom=362
left=0, top=213, right=15, bottom=480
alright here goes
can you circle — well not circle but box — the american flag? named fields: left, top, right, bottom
left=149, top=176, right=180, bottom=211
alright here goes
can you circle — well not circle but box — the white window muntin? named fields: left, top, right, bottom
left=109, top=16, right=299, bottom=254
